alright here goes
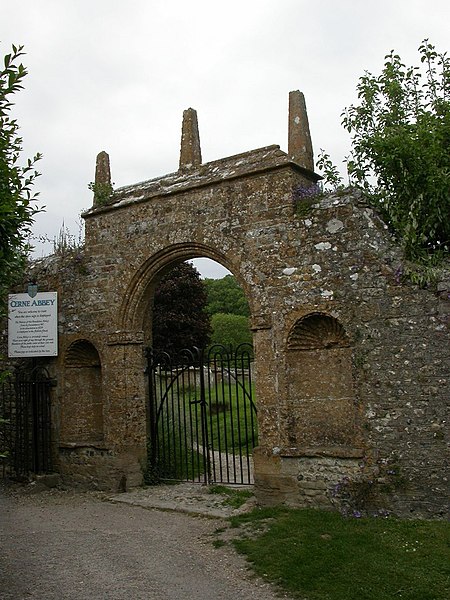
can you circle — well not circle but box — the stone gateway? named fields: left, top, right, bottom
left=21, top=91, right=449, bottom=518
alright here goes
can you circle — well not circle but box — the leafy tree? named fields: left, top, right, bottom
left=204, top=275, right=250, bottom=317
left=209, top=313, right=252, bottom=349
left=339, top=40, right=449, bottom=263
left=203, top=275, right=253, bottom=348
left=317, top=40, right=449, bottom=273
left=0, top=44, right=41, bottom=314
left=152, top=262, right=211, bottom=355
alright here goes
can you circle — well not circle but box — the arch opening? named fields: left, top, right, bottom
left=119, top=242, right=254, bottom=335
left=138, top=249, right=257, bottom=485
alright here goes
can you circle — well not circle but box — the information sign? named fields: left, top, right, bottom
left=8, top=292, right=58, bottom=357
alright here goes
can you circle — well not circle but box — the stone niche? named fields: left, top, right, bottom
left=285, top=312, right=360, bottom=450
left=254, top=312, right=364, bottom=509
left=60, top=339, right=104, bottom=443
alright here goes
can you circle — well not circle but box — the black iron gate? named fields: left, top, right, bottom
left=146, top=344, right=257, bottom=485
left=0, top=367, right=53, bottom=479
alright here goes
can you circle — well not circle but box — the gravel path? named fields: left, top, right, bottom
left=0, top=484, right=291, bottom=600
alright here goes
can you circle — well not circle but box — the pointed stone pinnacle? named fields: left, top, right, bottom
left=95, top=151, right=111, bottom=186
left=179, top=108, right=202, bottom=170
left=288, top=90, right=314, bottom=171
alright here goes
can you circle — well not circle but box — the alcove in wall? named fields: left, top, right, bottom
left=61, top=339, right=104, bottom=443
left=285, top=312, right=359, bottom=449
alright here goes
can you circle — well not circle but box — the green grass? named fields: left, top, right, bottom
left=146, top=443, right=206, bottom=482
left=228, top=507, right=450, bottom=600
left=208, top=484, right=254, bottom=508
left=205, top=381, right=258, bottom=452
left=147, top=380, right=257, bottom=482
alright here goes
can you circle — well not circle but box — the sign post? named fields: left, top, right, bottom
left=8, top=291, right=58, bottom=357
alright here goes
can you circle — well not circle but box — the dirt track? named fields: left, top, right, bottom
left=0, top=484, right=291, bottom=600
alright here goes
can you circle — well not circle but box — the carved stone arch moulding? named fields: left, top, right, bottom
left=118, top=241, right=252, bottom=332
left=287, top=312, right=350, bottom=351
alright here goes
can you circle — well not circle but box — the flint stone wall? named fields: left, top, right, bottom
left=23, top=143, right=449, bottom=517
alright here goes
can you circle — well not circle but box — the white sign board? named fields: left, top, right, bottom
left=8, top=292, right=58, bottom=357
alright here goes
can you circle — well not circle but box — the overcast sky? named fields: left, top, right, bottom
left=2, top=0, right=449, bottom=277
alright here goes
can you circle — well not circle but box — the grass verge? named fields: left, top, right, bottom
left=208, top=484, right=253, bottom=508
left=228, top=507, right=450, bottom=600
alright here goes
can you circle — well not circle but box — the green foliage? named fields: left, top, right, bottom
left=151, top=271, right=252, bottom=354
left=152, top=262, right=211, bottom=354
left=397, top=255, right=445, bottom=288
left=230, top=507, right=450, bottom=600
left=204, top=275, right=252, bottom=349
left=341, top=40, right=450, bottom=262
left=0, top=44, right=41, bottom=314
left=88, top=181, right=114, bottom=206
left=209, top=313, right=252, bottom=349
left=204, top=275, right=250, bottom=317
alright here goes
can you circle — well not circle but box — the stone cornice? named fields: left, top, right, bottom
left=83, top=145, right=320, bottom=218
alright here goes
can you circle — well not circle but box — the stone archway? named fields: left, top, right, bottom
left=29, top=91, right=449, bottom=516
left=46, top=92, right=340, bottom=493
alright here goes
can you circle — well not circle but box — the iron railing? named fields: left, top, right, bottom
left=0, top=367, right=53, bottom=479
